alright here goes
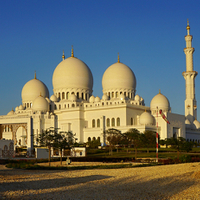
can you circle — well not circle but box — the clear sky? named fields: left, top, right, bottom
left=1, top=0, right=200, bottom=119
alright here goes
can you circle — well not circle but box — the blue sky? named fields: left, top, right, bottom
left=1, top=0, right=200, bottom=119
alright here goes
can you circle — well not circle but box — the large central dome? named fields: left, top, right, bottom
left=102, top=59, right=136, bottom=99
left=53, top=57, right=93, bottom=91
left=52, top=52, right=93, bottom=101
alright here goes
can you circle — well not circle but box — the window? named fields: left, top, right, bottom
left=108, top=92, right=110, bottom=98
left=112, top=92, right=114, bottom=98
left=92, top=137, right=96, bottom=141
left=112, top=118, right=115, bottom=126
left=66, top=92, right=69, bottom=99
left=88, top=137, right=91, bottom=142
left=92, top=119, right=95, bottom=128
left=97, top=119, right=100, bottom=127
left=131, top=118, right=133, bottom=125
left=117, top=118, right=120, bottom=126
left=97, top=137, right=100, bottom=142
left=77, top=92, right=79, bottom=99
left=62, top=92, right=65, bottom=99
left=82, top=93, right=84, bottom=100
left=72, top=104, right=75, bottom=107
left=58, top=93, right=60, bottom=99
left=59, top=105, right=61, bottom=109
left=107, top=118, right=110, bottom=127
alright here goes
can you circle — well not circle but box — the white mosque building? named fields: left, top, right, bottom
left=0, top=22, right=200, bottom=152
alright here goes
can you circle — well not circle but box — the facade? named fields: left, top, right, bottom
left=0, top=22, right=200, bottom=153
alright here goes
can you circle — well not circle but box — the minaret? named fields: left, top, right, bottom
left=182, top=20, right=198, bottom=122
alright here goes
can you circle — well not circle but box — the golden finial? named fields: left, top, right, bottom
left=71, top=45, right=74, bottom=57
left=186, top=19, right=190, bottom=35
left=159, top=89, right=161, bottom=94
left=34, top=71, right=36, bottom=79
left=62, top=50, right=65, bottom=60
left=118, top=52, right=120, bottom=63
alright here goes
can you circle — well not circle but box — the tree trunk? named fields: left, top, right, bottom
left=60, top=149, right=62, bottom=165
left=48, top=146, right=51, bottom=166
left=177, top=150, right=180, bottom=161
left=135, top=148, right=137, bottom=160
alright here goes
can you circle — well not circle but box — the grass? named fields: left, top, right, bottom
left=6, top=162, right=158, bottom=170
left=86, top=147, right=200, bottom=159
left=5, top=146, right=200, bottom=170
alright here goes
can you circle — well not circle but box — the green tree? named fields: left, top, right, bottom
left=87, top=139, right=101, bottom=148
left=166, top=137, right=186, bottom=160
left=124, top=128, right=141, bottom=160
left=53, top=130, right=75, bottom=165
left=141, top=130, right=157, bottom=153
left=106, top=128, right=122, bottom=155
left=37, top=128, right=75, bottom=166
left=182, top=140, right=193, bottom=153
left=37, top=128, right=56, bottom=166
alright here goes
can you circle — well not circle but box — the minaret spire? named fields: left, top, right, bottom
left=118, top=52, right=120, bottom=63
left=71, top=45, right=74, bottom=57
left=182, top=20, right=198, bottom=122
left=34, top=71, right=36, bottom=79
left=62, top=50, right=65, bottom=60
left=186, top=19, right=190, bottom=35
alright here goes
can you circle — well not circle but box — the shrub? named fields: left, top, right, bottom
left=179, top=155, right=192, bottom=163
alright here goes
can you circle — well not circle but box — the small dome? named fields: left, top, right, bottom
left=95, top=96, right=101, bottom=102
left=119, top=93, right=125, bottom=100
left=89, top=95, right=95, bottom=103
left=15, top=106, right=19, bottom=111
left=135, top=94, right=140, bottom=101
left=140, top=111, right=154, bottom=125
left=193, top=120, right=200, bottom=129
left=32, top=95, right=49, bottom=112
left=7, top=109, right=14, bottom=115
left=150, top=91, right=170, bottom=112
left=70, top=93, right=77, bottom=101
left=21, top=76, right=49, bottom=104
left=19, top=105, right=24, bottom=110
left=102, top=94, right=109, bottom=101
left=50, top=94, right=59, bottom=102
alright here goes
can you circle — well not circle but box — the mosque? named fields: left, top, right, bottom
left=0, top=22, right=200, bottom=153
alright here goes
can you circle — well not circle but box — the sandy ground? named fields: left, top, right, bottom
left=0, top=162, right=200, bottom=200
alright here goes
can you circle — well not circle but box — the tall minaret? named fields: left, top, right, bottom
left=182, top=20, right=198, bottom=122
